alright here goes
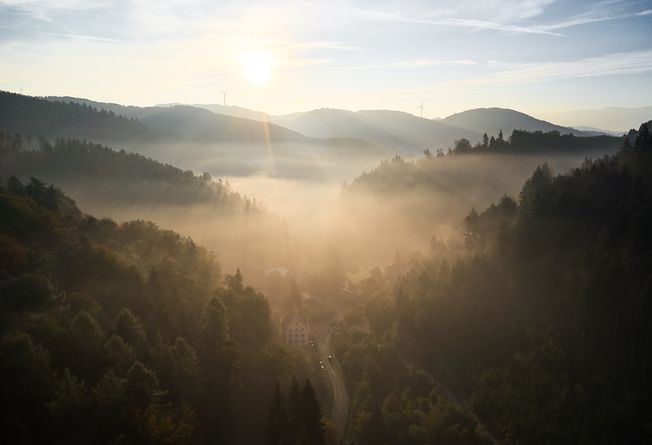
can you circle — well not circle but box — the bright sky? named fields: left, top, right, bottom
left=1, top=0, right=651, bottom=117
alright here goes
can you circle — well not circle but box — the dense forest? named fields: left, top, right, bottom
left=0, top=132, right=292, bottom=279
left=0, top=132, right=261, bottom=208
left=336, top=128, right=625, bottom=267
left=334, top=121, right=652, bottom=444
left=0, top=92, right=309, bottom=146
left=0, top=91, right=154, bottom=142
left=346, top=128, right=623, bottom=204
left=2, top=87, right=650, bottom=444
left=438, top=128, right=621, bottom=156
left=0, top=177, right=329, bottom=444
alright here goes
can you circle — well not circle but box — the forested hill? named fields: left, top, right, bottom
left=0, top=133, right=293, bottom=278
left=43, top=93, right=310, bottom=144
left=337, top=128, right=624, bottom=260
left=342, top=121, right=652, bottom=444
left=0, top=132, right=258, bottom=210
left=0, top=178, right=327, bottom=444
left=346, top=128, right=624, bottom=199
left=443, top=128, right=622, bottom=156
left=441, top=107, right=598, bottom=137
left=2, top=92, right=311, bottom=145
left=0, top=91, right=154, bottom=142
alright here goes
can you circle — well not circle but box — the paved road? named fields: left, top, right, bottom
left=320, top=322, right=349, bottom=438
left=309, top=291, right=359, bottom=441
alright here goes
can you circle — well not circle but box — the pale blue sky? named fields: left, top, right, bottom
left=1, top=0, right=651, bottom=117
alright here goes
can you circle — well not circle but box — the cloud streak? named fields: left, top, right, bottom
left=357, top=10, right=563, bottom=36
left=356, top=3, right=652, bottom=37
left=437, top=50, right=652, bottom=90
left=342, top=59, right=478, bottom=70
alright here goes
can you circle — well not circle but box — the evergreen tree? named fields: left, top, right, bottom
left=300, top=379, right=325, bottom=445
left=114, top=308, right=147, bottom=352
left=265, top=382, right=289, bottom=445
left=288, top=376, right=302, bottom=438
left=200, top=296, right=229, bottom=347
left=225, top=268, right=244, bottom=292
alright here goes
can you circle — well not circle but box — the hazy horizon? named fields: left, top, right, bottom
left=2, top=0, right=652, bottom=117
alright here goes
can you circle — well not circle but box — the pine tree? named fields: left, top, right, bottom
left=288, top=376, right=302, bottom=438
left=114, top=308, right=147, bottom=352
left=300, top=379, right=325, bottom=445
left=265, top=382, right=289, bottom=445
left=200, top=297, right=229, bottom=347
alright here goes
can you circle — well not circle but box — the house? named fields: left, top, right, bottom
left=282, top=309, right=309, bottom=346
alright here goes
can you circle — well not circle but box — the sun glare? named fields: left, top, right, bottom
left=241, top=51, right=272, bottom=86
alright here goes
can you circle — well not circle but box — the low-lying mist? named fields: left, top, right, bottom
left=335, top=151, right=609, bottom=268
left=10, top=134, right=619, bottom=292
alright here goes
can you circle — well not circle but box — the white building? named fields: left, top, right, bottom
left=282, top=310, right=309, bottom=346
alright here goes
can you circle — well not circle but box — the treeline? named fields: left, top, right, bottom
left=266, top=378, right=326, bottom=445
left=0, top=91, right=154, bottom=142
left=331, top=313, right=493, bottom=445
left=0, top=132, right=260, bottom=209
left=0, top=178, right=326, bottom=444
left=0, top=132, right=291, bottom=279
left=424, top=128, right=622, bottom=157
left=347, top=128, right=624, bottom=199
left=350, top=121, right=652, bottom=443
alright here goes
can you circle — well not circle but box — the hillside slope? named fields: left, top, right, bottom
left=0, top=91, right=153, bottom=142
left=273, top=108, right=481, bottom=155
left=42, top=94, right=309, bottom=144
left=442, top=107, right=595, bottom=137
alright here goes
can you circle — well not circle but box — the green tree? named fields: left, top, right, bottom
left=265, top=382, right=290, bottom=445
left=225, top=268, right=244, bottom=292
left=300, top=379, right=325, bottom=445
left=200, top=296, right=229, bottom=347
left=114, top=308, right=147, bottom=352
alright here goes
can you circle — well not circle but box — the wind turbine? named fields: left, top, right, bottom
left=222, top=91, right=227, bottom=106
left=418, top=100, right=425, bottom=118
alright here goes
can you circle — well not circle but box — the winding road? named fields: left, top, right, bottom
left=309, top=291, right=358, bottom=441
left=321, top=323, right=349, bottom=437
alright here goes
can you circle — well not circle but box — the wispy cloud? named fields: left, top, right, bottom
left=356, top=2, right=652, bottom=37
left=535, top=7, right=652, bottom=31
left=343, top=58, right=478, bottom=70
left=284, top=40, right=361, bottom=51
left=277, top=57, right=332, bottom=67
left=357, top=9, right=563, bottom=36
left=446, top=49, right=652, bottom=88
left=42, top=31, right=124, bottom=43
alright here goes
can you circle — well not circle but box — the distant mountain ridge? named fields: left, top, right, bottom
left=1, top=91, right=621, bottom=163
left=271, top=108, right=482, bottom=155
left=441, top=107, right=598, bottom=138
left=0, top=91, right=153, bottom=142
left=42, top=94, right=309, bottom=144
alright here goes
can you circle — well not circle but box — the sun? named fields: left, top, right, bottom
left=241, top=51, right=272, bottom=86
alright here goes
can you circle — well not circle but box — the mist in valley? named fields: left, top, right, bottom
left=103, top=139, right=619, bottom=274
left=1, top=0, right=651, bottom=443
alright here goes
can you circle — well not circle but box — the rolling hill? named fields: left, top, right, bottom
left=0, top=91, right=153, bottom=142
left=441, top=107, right=596, bottom=137
left=272, top=108, right=481, bottom=155
left=188, top=103, right=271, bottom=122
left=42, top=94, right=309, bottom=144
